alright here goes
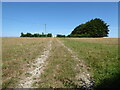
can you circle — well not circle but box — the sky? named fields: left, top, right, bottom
left=2, top=2, right=118, bottom=37
left=2, top=0, right=120, bottom=2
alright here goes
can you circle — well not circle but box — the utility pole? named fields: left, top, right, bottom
left=45, top=24, right=47, bottom=37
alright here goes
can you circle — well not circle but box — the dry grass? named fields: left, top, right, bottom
left=36, top=38, right=93, bottom=89
left=2, top=37, right=50, bottom=88
left=37, top=38, right=79, bottom=88
left=2, top=37, right=119, bottom=88
left=66, top=38, right=118, bottom=45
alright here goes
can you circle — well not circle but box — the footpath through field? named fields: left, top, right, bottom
left=17, top=39, right=53, bottom=88
left=56, top=39, right=94, bottom=89
left=16, top=38, right=93, bottom=89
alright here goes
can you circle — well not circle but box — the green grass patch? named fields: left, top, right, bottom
left=62, top=38, right=120, bottom=88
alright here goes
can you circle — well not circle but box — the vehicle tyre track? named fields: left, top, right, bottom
left=17, top=39, right=53, bottom=88
left=56, top=38, right=94, bottom=89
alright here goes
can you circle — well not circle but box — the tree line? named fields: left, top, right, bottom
left=20, top=32, right=52, bottom=37
left=56, top=34, right=66, bottom=38
left=20, top=18, right=109, bottom=38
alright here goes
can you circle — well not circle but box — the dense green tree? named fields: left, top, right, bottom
left=20, top=32, right=24, bottom=37
left=20, top=32, right=52, bottom=37
left=33, top=33, right=40, bottom=37
left=47, top=33, right=52, bottom=37
left=71, top=18, right=109, bottom=37
left=26, top=33, right=32, bottom=37
left=57, top=34, right=66, bottom=38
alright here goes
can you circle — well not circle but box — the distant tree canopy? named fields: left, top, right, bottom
left=20, top=18, right=109, bottom=38
left=70, top=18, right=109, bottom=37
left=20, top=32, right=52, bottom=37
left=56, top=34, right=66, bottom=38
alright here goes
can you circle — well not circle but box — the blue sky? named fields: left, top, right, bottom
left=2, top=2, right=118, bottom=37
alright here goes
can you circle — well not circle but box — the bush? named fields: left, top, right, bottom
left=47, top=33, right=52, bottom=37
left=57, top=34, right=66, bottom=38
left=20, top=32, right=52, bottom=37
left=67, top=34, right=91, bottom=38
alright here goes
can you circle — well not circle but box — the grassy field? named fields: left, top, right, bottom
left=2, top=37, right=50, bottom=88
left=36, top=39, right=79, bottom=88
left=2, top=37, right=119, bottom=89
left=62, top=38, right=120, bottom=88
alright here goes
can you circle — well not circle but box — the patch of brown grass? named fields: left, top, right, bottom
left=66, top=38, right=118, bottom=45
left=37, top=39, right=84, bottom=88
left=2, top=37, right=50, bottom=88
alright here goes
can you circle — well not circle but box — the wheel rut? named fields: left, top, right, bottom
left=17, top=39, right=52, bottom=88
left=56, top=39, right=94, bottom=89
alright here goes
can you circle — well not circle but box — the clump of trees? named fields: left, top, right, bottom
left=56, top=34, right=66, bottom=38
left=69, top=18, right=109, bottom=37
left=20, top=32, right=52, bottom=37
left=20, top=18, right=109, bottom=38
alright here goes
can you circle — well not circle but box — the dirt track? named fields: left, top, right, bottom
left=56, top=39, right=94, bottom=89
left=17, top=38, right=93, bottom=89
left=17, top=39, right=52, bottom=88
